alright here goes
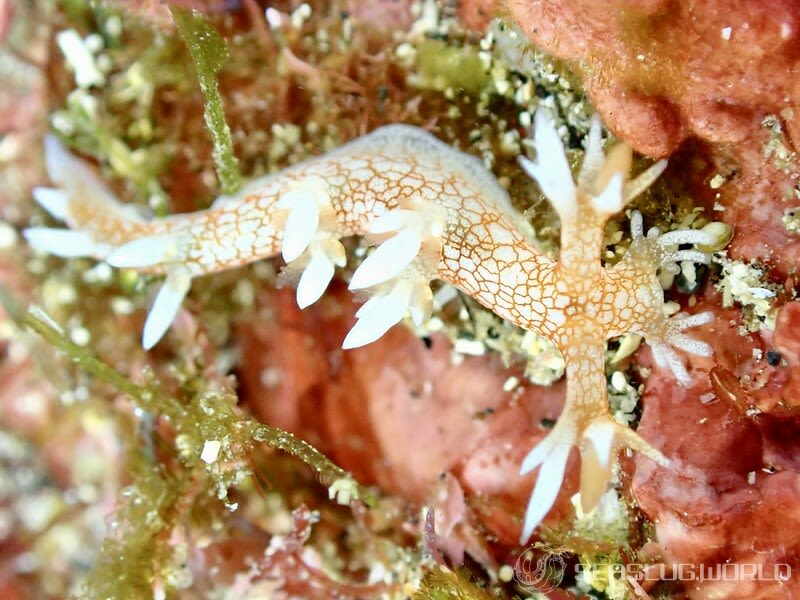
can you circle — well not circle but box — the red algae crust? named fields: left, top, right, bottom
left=632, top=297, right=800, bottom=599
left=505, top=0, right=800, bottom=158
left=238, top=285, right=577, bottom=552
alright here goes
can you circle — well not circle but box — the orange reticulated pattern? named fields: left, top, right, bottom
left=26, top=111, right=714, bottom=542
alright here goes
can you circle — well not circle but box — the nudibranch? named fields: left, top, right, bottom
left=25, top=111, right=714, bottom=542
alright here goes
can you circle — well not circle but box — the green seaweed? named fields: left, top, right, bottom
left=171, top=7, right=241, bottom=194
left=0, top=287, right=375, bottom=597
left=415, top=38, right=490, bottom=95
left=80, top=458, right=188, bottom=599
left=1, top=292, right=372, bottom=500
left=412, top=566, right=494, bottom=600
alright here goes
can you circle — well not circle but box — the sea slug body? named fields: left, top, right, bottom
left=25, top=111, right=715, bottom=542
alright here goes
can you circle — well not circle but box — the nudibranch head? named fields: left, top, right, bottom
left=515, top=110, right=715, bottom=542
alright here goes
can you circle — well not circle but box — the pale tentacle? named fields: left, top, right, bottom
left=518, top=109, right=577, bottom=221
left=577, top=114, right=605, bottom=189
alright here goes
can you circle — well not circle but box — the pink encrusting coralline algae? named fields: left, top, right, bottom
left=25, top=110, right=715, bottom=542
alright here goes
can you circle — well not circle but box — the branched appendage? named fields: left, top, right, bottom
left=607, top=211, right=715, bottom=383
left=26, top=111, right=715, bottom=544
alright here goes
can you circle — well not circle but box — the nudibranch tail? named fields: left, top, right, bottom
left=26, top=110, right=718, bottom=543
left=28, top=126, right=549, bottom=349
left=26, top=136, right=132, bottom=260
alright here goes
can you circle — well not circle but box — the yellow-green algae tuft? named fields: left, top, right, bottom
left=171, top=7, right=241, bottom=195
left=0, top=287, right=373, bottom=597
